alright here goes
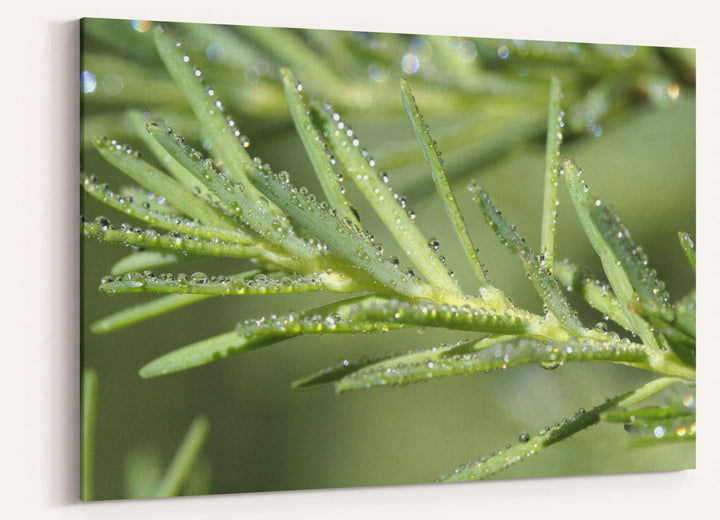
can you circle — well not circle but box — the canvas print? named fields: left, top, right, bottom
left=80, top=17, right=696, bottom=500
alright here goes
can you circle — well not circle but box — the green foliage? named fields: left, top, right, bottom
left=81, top=368, right=98, bottom=501
left=81, top=19, right=695, bottom=496
left=81, top=369, right=210, bottom=500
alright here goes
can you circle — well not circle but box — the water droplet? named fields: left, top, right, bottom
left=401, top=54, right=420, bottom=74
left=131, top=20, right=153, bottom=32
left=594, top=322, right=608, bottom=332
left=541, top=361, right=562, bottom=370
left=94, top=216, right=110, bottom=230
left=81, top=71, right=97, bottom=93
left=190, top=272, right=208, bottom=284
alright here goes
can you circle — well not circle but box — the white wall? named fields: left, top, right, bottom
left=2, top=1, right=717, bottom=518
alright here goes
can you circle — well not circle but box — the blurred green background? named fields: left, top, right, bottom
left=80, top=18, right=695, bottom=499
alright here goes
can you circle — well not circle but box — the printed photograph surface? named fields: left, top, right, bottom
left=80, top=18, right=696, bottom=500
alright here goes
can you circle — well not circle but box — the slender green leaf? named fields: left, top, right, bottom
left=541, top=77, right=563, bottom=273
left=98, top=270, right=359, bottom=296
left=615, top=377, right=688, bottom=407
left=180, top=457, right=213, bottom=497
left=154, top=415, right=210, bottom=498
left=140, top=331, right=250, bottom=378
left=83, top=108, right=201, bottom=147
left=117, top=184, right=179, bottom=216
left=161, top=26, right=285, bottom=118
left=675, top=290, right=696, bottom=337
left=293, top=336, right=510, bottom=390
left=110, top=251, right=181, bottom=276
left=638, top=305, right=695, bottom=366
left=303, top=29, right=369, bottom=80
left=678, top=231, right=696, bottom=270
left=291, top=352, right=393, bottom=390
left=554, top=259, right=633, bottom=331
left=348, top=298, right=533, bottom=334
left=280, top=67, right=360, bottom=227
left=338, top=336, right=650, bottom=392
left=146, top=122, right=319, bottom=267
left=469, top=182, right=585, bottom=335
left=186, top=23, right=274, bottom=74
left=82, top=172, right=252, bottom=245
left=377, top=109, right=545, bottom=173
left=561, top=158, right=659, bottom=350
left=600, top=405, right=695, bottom=423
left=589, top=197, right=670, bottom=310
left=119, top=184, right=183, bottom=217
left=82, top=218, right=263, bottom=259
left=423, top=35, right=543, bottom=97
left=314, top=101, right=461, bottom=294
left=93, top=136, right=235, bottom=231
left=623, top=414, right=696, bottom=446
left=128, top=110, right=208, bottom=193
left=123, top=445, right=164, bottom=499
left=630, top=301, right=695, bottom=367
left=140, top=292, right=535, bottom=379
left=247, top=162, right=435, bottom=300
left=400, top=78, right=490, bottom=288
left=140, top=296, right=403, bottom=378
left=152, top=27, right=282, bottom=217
left=438, top=377, right=683, bottom=481
left=81, top=368, right=98, bottom=501
left=438, top=394, right=619, bottom=482
left=91, top=293, right=211, bottom=334
left=92, top=269, right=259, bottom=333
left=240, top=25, right=344, bottom=95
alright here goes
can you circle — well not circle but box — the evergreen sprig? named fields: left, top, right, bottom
left=82, top=21, right=695, bottom=491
